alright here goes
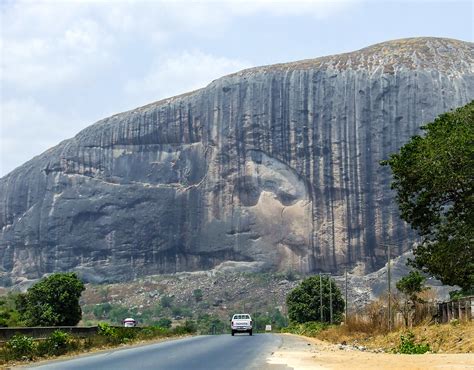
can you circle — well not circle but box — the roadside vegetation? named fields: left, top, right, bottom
left=79, top=271, right=292, bottom=334
left=315, top=320, right=473, bottom=354
left=0, top=322, right=197, bottom=365
left=286, top=275, right=344, bottom=324
left=0, top=271, right=289, bottom=365
left=17, top=272, right=85, bottom=326
left=0, top=273, right=198, bottom=366
left=382, top=100, right=473, bottom=295
left=283, top=102, right=474, bottom=355
left=0, top=273, right=85, bottom=328
left=283, top=278, right=473, bottom=354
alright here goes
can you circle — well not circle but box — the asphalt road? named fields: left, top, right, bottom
left=27, top=334, right=291, bottom=370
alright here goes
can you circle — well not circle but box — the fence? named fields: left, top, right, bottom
left=0, top=326, right=99, bottom=342
left=437, top=296, right=473, bottom=323
left=347, top=296, right=473, bottom=330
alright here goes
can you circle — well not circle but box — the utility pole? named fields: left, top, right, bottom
left=345, top=267, right=348, bottom=322
left=329, top=277, right=333, bottom=324
left=387, top=244, right=392, bottom=332
left=319, top=273, right=323, bottom=322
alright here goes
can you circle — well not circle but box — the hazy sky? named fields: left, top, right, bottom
left=1, top=0, right=473, bottom=176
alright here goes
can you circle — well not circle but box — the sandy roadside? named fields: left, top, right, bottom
left=266, top=334, right=474, bottom=370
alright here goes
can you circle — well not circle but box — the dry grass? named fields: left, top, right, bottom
left=312, top=291, right=473, bottom=354
left=317, top=320, right=474, bottom=353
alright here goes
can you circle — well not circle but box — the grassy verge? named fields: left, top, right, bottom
left=282, top=320, right=474, bottom=354
left=281, top=321, right=328, bottom=337
left=0, top=321, right=197, bottom=366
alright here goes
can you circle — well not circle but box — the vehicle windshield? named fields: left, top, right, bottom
left=233, top=314, right=250, bottom=319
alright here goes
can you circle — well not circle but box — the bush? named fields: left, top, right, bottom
left=281, top=321, right=327, bottom=337
left=173, top=320, right=197, bottom=335
left=193, top=289, right=203, bottom=302
left=5, top=335, right=37, bottom=360
left=108, top=305, right=135, bottom=325
left=252, top=309, right=288, bottom=332
left=284, top=269, right=299, bottom=282
left=160, top=296, right=174, bottom=308
left=171, top=306, right=183, bottom=317
left=97, top=322, right=119, bottom=344
left=396, top=332, right=430, bottom=354
left=449, top=288, right=474, bottom=300
left=92, top=303, right=113, bottom=319
left=97, top=322, right=136, bottom=344
left=97, top=322, right=116, bottom=337
left=37, top=330, right=75, bottom=357
left=155, top=317, right=172, bottom=329
left=139, top=326, right=169, bottom=339
left=116, top=327, right=137, bottom=343
left=0, top=293, right=22, bottom=327
left=196, top=314, right=226, bottom=334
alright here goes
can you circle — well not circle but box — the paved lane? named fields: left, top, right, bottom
left=27, top=334, right=289, bottom=370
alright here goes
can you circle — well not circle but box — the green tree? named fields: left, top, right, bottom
left=396, top=271, right=428, bottom=327
left=286, top=275, right=344, bottom=324
left=193, top=289, right=203, bottom=302
left=0, top=293, right=22, bottom=327
left=382, top=101, right=474, bottom=292
left=92, top=303, right=112, bottom=319
left=17, top=272, right=85, bottom=326
left=155, top=317, right=172, bottom=329
left=196, top=314, right=225, bottom=334
left=107, top=305, right=135, bottom=325
left=160, top=295, right=174, bottom=308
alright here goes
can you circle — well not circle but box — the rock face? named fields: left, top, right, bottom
left=1, top=37, right=473, bottom=284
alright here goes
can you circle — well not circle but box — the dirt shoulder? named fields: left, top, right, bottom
left=266, top=334, right=474, bottom=370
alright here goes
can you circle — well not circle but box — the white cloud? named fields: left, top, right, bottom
left=125, top=50, right=252, bottom=105
left=218, top=0, right=359, bottom=18
left=1, top=0, right=357, bottom=93
left=0, top=0, right=360, bottom=176
left=1, top=8, right=113, bottom=91
left=0, top=98, right=88, bottom=175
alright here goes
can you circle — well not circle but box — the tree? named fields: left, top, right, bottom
left=0, top=294, right=21, bottom=327
left=382, top=101, right=474, bottom=292
left=396, top=271, right=428, bottom=327
left=193, top=289, right=203, bottom=302
left=252, top=309, right=288, bottom=331
left=160, top=295, right=174, bottom=308
left=286, top=275, right=344, bottom=324
left=155, top=317, right=172, bottom=329
left=17, top=272, right=85, bottom=326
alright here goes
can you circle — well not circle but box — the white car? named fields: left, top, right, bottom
left=231, top=314, right=253, bottom=336
left=123, top=317, right=137, bottom=327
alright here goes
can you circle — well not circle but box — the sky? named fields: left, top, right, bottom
left=0, top=0, right=473, bottom=177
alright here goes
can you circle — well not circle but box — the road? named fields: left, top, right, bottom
left=21, top=333, right=474, bottom=370
left=26, top=334, right=293, bottom=370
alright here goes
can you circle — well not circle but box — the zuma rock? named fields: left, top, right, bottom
left=1, top=37, right=473, bottom=284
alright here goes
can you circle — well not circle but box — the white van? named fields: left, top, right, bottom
left=123, top=317, right=137, bottom=327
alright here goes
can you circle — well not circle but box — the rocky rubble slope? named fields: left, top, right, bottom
left=78, top=252, right=454, bottom=326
